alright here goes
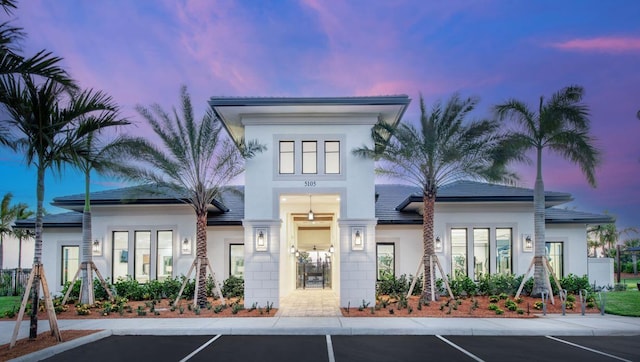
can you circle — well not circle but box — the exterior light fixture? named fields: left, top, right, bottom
left=92, top=239, right=102, bottom=256
left=329, top=244, right=335, bottom=253
left=181, top=238, right=192, bottom=255
left=290, top=245, right=296, bottom=254
left=351, top=227, right=364, bottom=251
left=523, top=234, right=533, bottom=252
left=308, top=195, right=314, bottom=221
left=255, top=228, right=268, bottom=251
left=434, top=236, right=442, bottom=253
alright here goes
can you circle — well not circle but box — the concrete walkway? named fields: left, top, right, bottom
left=276, top=289, right=341, bottom=317
left=2, top=314, right=639, bottom=347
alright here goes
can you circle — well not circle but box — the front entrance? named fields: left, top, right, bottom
left=296, top=246, right=332, bottom=289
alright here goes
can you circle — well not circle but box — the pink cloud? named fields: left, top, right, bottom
left=550, top=37, right=640, bottom=53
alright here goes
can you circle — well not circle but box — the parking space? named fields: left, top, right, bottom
left=42, top=335, right=639, bottom=362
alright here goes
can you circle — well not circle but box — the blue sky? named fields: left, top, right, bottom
left=1, top=0, right=639, bottom=230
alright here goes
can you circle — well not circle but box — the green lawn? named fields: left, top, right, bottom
left=601, top=291, right=640, bottom=317
left=0, top=296, right=21, bottom=316
left=618, top=277, right=640, bottom=291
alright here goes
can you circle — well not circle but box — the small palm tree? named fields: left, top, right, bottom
left=495, top=85, right=601, bottom=296
left=12, top=203, right=34, bottom=271
left=354, top=93, right=516, bottom=301
left=0, top=192, right=26, bottom=270
left=1, top=73, right=122, bottom=339
left=107, top=86, right=264, bottom=307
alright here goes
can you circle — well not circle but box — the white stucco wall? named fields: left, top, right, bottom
left=40, top=227, right=82, bottom=294
left=1, top=234, right=34, bottom=269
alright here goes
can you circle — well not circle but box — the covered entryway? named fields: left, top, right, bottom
left=278, top=193, right=341, bottom=315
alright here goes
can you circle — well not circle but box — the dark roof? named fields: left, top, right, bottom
left=544, top=208, right=615, bottom=224
left=395, top=180, right=572, bottom=210
left=26, top=181, right=608, bottom=228
left=208, top=95, right=412, bottom=107
left=15, top=212, right=82, bottom=228
left=52, top=184, right=229, bottom=213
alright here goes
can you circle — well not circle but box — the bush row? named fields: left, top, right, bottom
left=376, top=272, right=592, bottom=298
left=61, top=274, right=244, bottom=302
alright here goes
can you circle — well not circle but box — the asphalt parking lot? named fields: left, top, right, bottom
left=42, top=335, right=639, bottom=362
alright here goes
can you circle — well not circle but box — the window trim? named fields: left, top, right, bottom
left=376, top=242, right=395, bottom=280
left=302, top=140, right=318, bottom=174
left=278, top=141, right=295, bottom=174
left=61, top=245, right=79, bottom=286
left=229, top=243, right=244, bottom=278
left=273, top=134, right=347, bottom=181
left=324, top=140, right=340, bottom=174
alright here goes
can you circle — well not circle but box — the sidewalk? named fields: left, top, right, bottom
left=2, top=314, right=639, bottom=346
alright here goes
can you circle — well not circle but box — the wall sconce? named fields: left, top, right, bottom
left=351, top=227, right=364, bottom=251
left=434, top=236, right=442, bottom=253
left=290, top=245, right=296, bottom=254
left=181, top=238, right=192, bottom=255
left=523, top=234, right=533, bottom=252
left=92, top=239, right=102, bottom=256
left=329, top=244, right=335, bottom=253
left=255, top=228, right=268, bottom=252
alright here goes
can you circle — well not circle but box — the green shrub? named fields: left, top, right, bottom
left=222, top=276, right=244, bottom=298
left=114, top=276, right=145, bottom=301
left=559, top=274, right=591, bottom=294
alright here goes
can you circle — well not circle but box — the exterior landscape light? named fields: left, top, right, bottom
left=255, top=228, right=268, bottom=251
left=182, top=238, right=192, bottom=255
left=523, top=234, right=533, bottom=252
left=92, top=239, right=101, bottom=256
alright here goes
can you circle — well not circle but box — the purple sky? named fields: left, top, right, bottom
left=1, top=0, right=639, bottom=230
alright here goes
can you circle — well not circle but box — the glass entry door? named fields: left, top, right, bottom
left=295, top=251, right=332, bottom=289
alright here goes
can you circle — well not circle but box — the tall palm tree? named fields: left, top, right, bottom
left=1, top=73, right=122, bottom=339
left=71, top=123, right=128, bottom=305
left=0, top=0, right=76, bottom=148
left=0, top=192, right=25, bottom=270
left=495, top=85, right=601, bottom=296
left=12, top=203, right=34, bottom=271
left=107, top=86, right=264, bottom=307
left=354, top=93, right=516, bottom=301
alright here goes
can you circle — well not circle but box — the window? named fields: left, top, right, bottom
left=61, top=246, right=79, bottom=285
left=473, top=228, right=489, bottom=280
left=157, top=231, right=173, bottom=281
left=279, top=141, right=294, bottom=174
left=376, top=243, right=395, bottom=280
left=451, top=228, right=467, bottom=276
left=229, top=244, right=244, bottom=277
left=496, top=228, right=512, bottom=275
left=324, top=141, right=340, bottom=174
left=302, top=141, right=317, bottom=174
left=135, top=231, right=151, bottom=283
left=112, top=231, right=129, bottom=281
left=546, top=242, right=564, bottom=280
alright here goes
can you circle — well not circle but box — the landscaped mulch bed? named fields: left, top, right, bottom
left=341, top=295, right=600, bottom=318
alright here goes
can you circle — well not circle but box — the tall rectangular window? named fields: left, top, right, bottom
left=302, top=141, right=317, bottom=174
left=496, top=228, right=512, bottom=275
left=376, top=243, right=395, bottom=280
left=546, top=241, right=564, bottom=280
left=61, top=246, right=79, bottom=285
left=279, top=141, right=294, bottom=174
left=473, top=228, right=489, bottom=280
left=451, top=228, right=467, bottom=276
left=324, top=141, right=340, bottom=174
left=229, top=244, right=244, bottom=277
left=113, top=231, right=129, bottom=281
left=135, top=231, right=151, bottom=283
left=157, top=230, right=173, bottom=281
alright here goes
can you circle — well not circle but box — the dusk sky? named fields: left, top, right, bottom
left=1, top=1, right=639, bottom=231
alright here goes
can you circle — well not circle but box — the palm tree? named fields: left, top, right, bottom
left=1, top=73, right=122, bottom=339
left=0, top=0, right=76, bottom=148
left=107, top=86, right=264, bottom=307
left=70, top=122, right=128, bottom=305
left=0, top=192, right=26, bottom=270
left=12, top=203, right=34, bottom=271
left=495, top=85, right=601, bottom=296
left=354, top=93, right=516, bottom=301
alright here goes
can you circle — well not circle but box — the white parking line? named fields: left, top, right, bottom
left=326, top=335, right=335, bottom=362
left=546, top=336, right=633, bottom=362
left=179, top=334, right=222, bottom=362
left=436, top=335, right=485, bottom=362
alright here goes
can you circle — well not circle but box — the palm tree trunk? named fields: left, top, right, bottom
left=80, top=169, right=92, bottom=305
left=532, top=146, right=547, bottom=297
left=421, top=187, right=436, bottom=301
left=30, top=165, right=45, bottom=339
left=196, top=212, right=208, bottom=307
left=0, top=234, right=3, bottom=270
